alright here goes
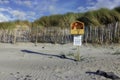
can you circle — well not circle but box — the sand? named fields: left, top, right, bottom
left=0, top=42, right=120, bottom=80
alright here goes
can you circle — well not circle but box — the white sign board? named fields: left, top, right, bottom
left=73, top=35, right=82, bottom=46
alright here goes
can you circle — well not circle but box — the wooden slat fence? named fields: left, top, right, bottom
left=0, top=22, right=119, bottom=44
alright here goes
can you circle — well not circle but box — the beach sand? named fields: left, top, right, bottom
left=0, top=43, right=120, bottom=80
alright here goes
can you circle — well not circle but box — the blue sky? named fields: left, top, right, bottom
left=0, top=0, right=120, bottom=22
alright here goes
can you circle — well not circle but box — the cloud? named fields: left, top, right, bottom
left=24, top=1, right=32, bottom=7
left=0, top=7, right=12, bottom=12
left=0, top=6, right=37, bottom=21
left=0, top=13, right=9, bottom=22
left=48, top=5, right=56, bottom=14
left=0, top=7, right=27, bottom=20
left=77, top=0, right=120, bottom=12
left=35, top=1, right=51, bottom=11
left=34, top=0, right=59, bottom=14
left=50, top=0, right=58, bottom=2
left=10, top=10, right=26, bottom=20
left=0, top=0, right=60, bottom=21
left=87, top=0, right=96, bottom=6
left=0, top=0, right=9, bottom=4
left=13, top=0, right=32, bottom=8
left=51, top=0, right=79, bottom=14
left=77, top=7, right=87, bottom=12
left=93, top=0, right=120, bottom=9
left=0, top=8, right=8, bottom=11
left=26, top=11, right=36, bottom=21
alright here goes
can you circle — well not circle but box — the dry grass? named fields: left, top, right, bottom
left=113, top=50, right=120, bottom=55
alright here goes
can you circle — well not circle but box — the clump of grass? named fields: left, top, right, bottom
left=113, top=50, right=120, bottom=55
left=67, top=51, right=75, bottom=57
left=67, top=51, right=86, bottom=61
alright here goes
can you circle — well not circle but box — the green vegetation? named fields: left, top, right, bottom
left=0, top=21, right=15, bottom=30
left=0, top=7, right=120, bottom=44
left=0, top=20, right=31, bottom=30
left=14, top=20, right=31, bottom=27
left=0, top=7, right=120, bottom=29
left=114, top=6, right=120, bottom=13
left=34, top=7, right=120, bottom=27
left=113, top=50, right=120, bottom=55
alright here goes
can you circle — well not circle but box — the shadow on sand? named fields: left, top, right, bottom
left=21, top=49, right=77, bottom=62
left=86, top=70, right=120, bottom=80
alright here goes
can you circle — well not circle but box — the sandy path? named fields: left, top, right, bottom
left=0, top=43, right=120, bottom=80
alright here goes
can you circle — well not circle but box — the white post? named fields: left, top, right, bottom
left=73, top=35, right=82, bottom=61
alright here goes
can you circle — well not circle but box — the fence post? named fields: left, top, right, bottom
left=35, top=26, right=38, bottom=46
left=13, top=29, right=16, bottom=44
